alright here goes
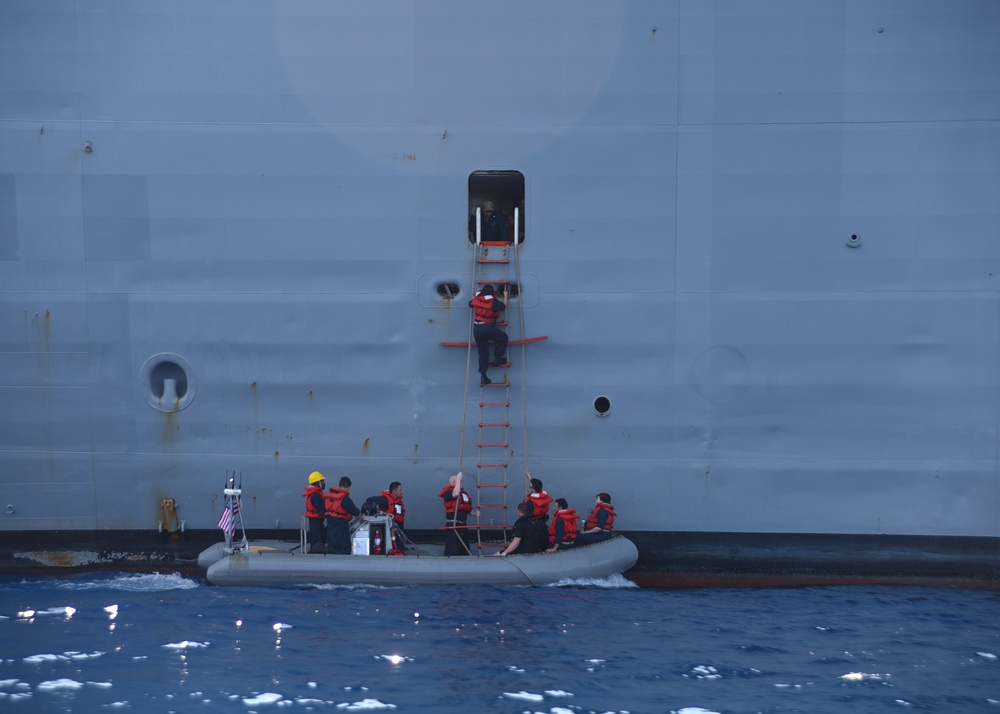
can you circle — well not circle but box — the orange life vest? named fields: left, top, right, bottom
left=471, top=293, right=498, bottom=323
left=303, top=485, right=325, bottom=520
left=381, top=489, right=405, bottom=524
left=439, top=485, right=474, bottom=515
left=585, top=502, right=616, bottom=531
left=525, top=491, right=553, bottom=520
left=549, top=509, right=579, bottom=544
left=324, top=487, right=353, bottom=521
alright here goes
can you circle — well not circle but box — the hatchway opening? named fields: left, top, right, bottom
left=468, top=170, right=525, bottom=244
left=594, top=396, right=611, bottom=416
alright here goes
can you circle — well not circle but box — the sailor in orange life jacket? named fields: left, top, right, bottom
left=302, top=471, right=327, bottom=554
left=324, top=476, right=360, bottom=555
left=578, top=492, right=616, bottom=545
left=469, top=284, right=508, bottom=385
left=439, top=471, right=479, bottom=556
left=523, top=471, right=553, bottom=526
left=380, top=481, right=406, bottom=552
left=546, top=498, right=580, bottom=552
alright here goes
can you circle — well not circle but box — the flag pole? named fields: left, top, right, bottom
left=235, top=470, right=248, bottom=551
left=223, top=470, right=234, bottom=551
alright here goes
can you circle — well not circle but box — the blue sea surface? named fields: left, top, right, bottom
left=0, top=572, right=997, bottom=713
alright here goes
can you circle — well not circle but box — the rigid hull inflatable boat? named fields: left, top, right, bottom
left=202, top=514, right=638, bottom=587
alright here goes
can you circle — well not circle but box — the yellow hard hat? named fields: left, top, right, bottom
left=308, top=471, right=324, bottom=484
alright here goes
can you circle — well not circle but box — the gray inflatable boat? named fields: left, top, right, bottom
left=201, top=514, right=637, bottom=587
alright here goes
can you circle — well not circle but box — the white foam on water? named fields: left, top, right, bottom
left=65, top=651, right=104, bottom=660
left=162, top=641, right=209, bottom=650
left=0, top=692, right=33, bottom=702
left=27, top=606, right=77, bottom=618
left=48, top=572, right=199, bottom=592
left=840, top=672, right=885, bottom=682
left=23, top=654, right=65, bottom=664
left=376, top=654, right=411, bottom=665
left=683, top=665, right=721, bottom=680
left=335, top=698, right=397, bottom=710
left=502, top=691, right=544, bottom=702
left=37, top=678, right=84, bottom=692
left=20, top=651, right=103, bottom=667
left=545, top=573, right=637, bottom=589
left=243, top=692, right=283, bottom=705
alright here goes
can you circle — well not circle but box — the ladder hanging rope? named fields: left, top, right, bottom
left=511, top=214, right=531, bottom=475
left=456, top=227, right=482, bottom=474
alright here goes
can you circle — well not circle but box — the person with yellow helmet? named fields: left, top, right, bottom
left=303, top=471, right=327, bottom=553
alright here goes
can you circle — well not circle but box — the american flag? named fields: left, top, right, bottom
left=217, top=497, right=239, bottom=535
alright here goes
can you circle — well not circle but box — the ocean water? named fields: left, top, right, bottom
left=0, top=573, right=997, bottom=713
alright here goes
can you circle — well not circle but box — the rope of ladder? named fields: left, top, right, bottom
left=512, top=239, right=530, bottom=476
left=457, top=242, right=480, bottom=472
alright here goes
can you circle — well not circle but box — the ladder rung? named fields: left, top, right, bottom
left=477, top=259, right=509, bottom=264
left=476, top=504, right=508, bottom=509
left=477, top=543, right=506, bottom=550
left=477, top=442, right=509, bottom=448
left=477, top=463, right=508, bottom=469
left=479, top=422, right=509, bottom=428
left=477, top=483, right=507, bottom=488
left=467, top=523, right=510, bottom=530
left=480, top=381, right=509, bottom=388
left=479, top=402, right=510, bottom=408
left=479, top=241, right=509, bottom=247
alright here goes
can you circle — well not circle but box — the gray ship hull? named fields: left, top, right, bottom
left=1, top=1, right=998, bottom=584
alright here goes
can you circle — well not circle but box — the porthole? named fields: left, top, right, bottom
left=436, top=282, right=460, bottom=299
left=594, top=395, right=611, bottom=416
left=140, top=353, right=196, bottom=412
left=475, top=281, right=520, bottom=299
left=846, top=233, right=861, bottom=248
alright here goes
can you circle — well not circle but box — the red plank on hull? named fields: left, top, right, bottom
left=440, top=336, right=548, bottom=347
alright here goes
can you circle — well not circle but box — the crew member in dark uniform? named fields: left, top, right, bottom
left=302, top=471, right=327, bottom=553
left=469, top=284, right=508, bottom=385
left=380, top=481, right=406, bottom=553
left=324, top=476, right=360, bottom=555
left=546, top=498, right=579, bottom=552
left=496, top=502, right=543, bottom=556
left=523, top=471, right=553, bottom=526
left=440, top=471, right=478, bottom=556
left=468, top=200, right=509, bottom=243
left=578, top=492, right=616, bottom=544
